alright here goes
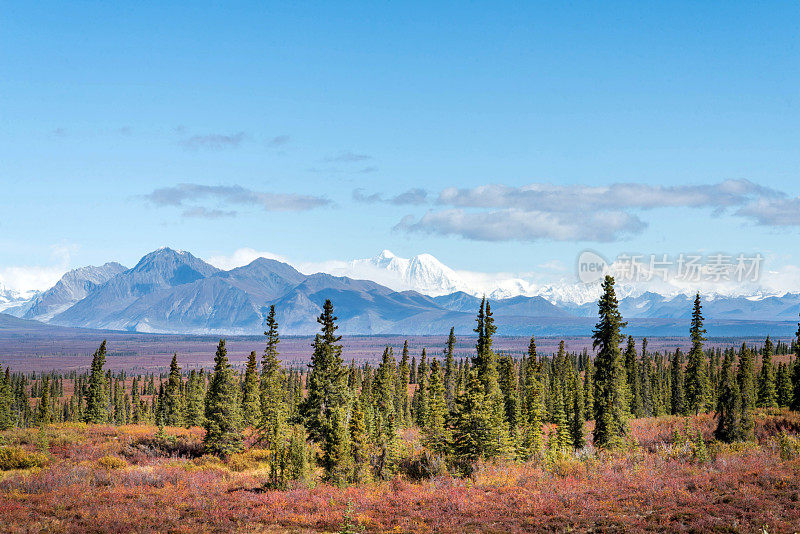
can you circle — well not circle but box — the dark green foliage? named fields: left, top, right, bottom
left=443, top=328, right=456, bottom=410
left=670, top=349, right=686, bottom=416
left=522, top=336, right=543, bottom=458
left=301, top=300, right=349, bottom=443
left=349, top=400, right=370, bottom=483
left=570, top=370, right=585, bottom=449
left=85, top=341, right=108, bottom=424
left=685, top=293, right=708, bottom=415
left=498, top=355, right=520, bottom=430
left=792, top=319, right=800, bottom=411
left=624, top=336, right=641, bottom=417
left=777, top=362, right=792, bottom=408
left=422, top=358, right=450, bottom=455
left=1, top=369, right=16, bottom=431
left=163, top=353, right=185, bottom=427
left=37, top=376, right=51, bottom=426
left=757, top=336, right=777, bottom=409
left=241, top=351, right=260, bottom=427
left=321, top=405, right=351, bottom=486
left=737, top=343, right=756, bottom=440
left=203, top=339, right=243, bottom=457
left=714, top=349, right=741, bottom=442
left=592, top=276, right=628, bottom=448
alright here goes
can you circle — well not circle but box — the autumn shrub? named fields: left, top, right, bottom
left=778, top=431, right=800, bottom=461
left=97, top=455, right=128, bottom=470
left=0, top=446, right=49, bottom=470
left=396, top=449, right=446, bottom=481
left=123, top=432, right=204, bottom=461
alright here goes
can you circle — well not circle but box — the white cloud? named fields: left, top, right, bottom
left=393, top=180, right=800, bottom=243
left=0, top=244, right=76, bottom=294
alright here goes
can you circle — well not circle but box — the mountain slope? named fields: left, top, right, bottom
left=52, top=248, right=220, bottom=329
left=23, top=262, right=127, bottom=321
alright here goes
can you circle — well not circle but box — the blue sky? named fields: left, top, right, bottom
left=2, top=1, right=799, bottom=292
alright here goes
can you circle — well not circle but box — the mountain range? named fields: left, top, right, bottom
left=1, top=247, right=798, bottom=337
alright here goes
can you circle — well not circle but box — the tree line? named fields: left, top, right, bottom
left=1, top=275, right=799, bottom=485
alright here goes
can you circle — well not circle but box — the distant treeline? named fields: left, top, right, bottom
left=1, top=275, right=798, bottom=485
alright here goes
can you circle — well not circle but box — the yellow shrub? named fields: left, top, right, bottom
left=0, top=446, right=49, bottom=470
left=97, top=455, right=128, bottom=470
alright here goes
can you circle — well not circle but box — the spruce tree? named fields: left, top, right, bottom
left=203, top=339, right=243, bottom=457
left=624, top=336, right=641, bottom=417
left=498, top=355, right=520, bottom=430
left=321, top=405, right=351, bottom=486
left=286, top=424, right=309, bottom=482
left=737, top=343, right=756, bottom=440
left=413, top=349, right=429, bottom=427
left=163, top=353, right=185, bottom=427
left=241, top=351, right=260, bottom=427
left=85, top=341, right=109, bottom=424
left=570, top=370, right=585, bottom=449
left=583, top=355, right=594, bottom=420
left=757, top=336, right=777, bottom=408
left=184, top=370, right=204, bottom=427
left=685, top=293, right=708, bottom=415
left=522, top=336, right=543, bottom=458
left=373, top=345, right=398, bottom=474
left=422, top=358, right=450, bottom=455
left=792, top=318, right=800, bottom=411
left=0, top=369, right=14, bottom=430
left=349, top=399, right=370, bottom=483
left=592, top=276, right=628, bottom=448
left=444, top=328, right=456, bottom=410
left=396, top=341, right=410, bottom=427
left=260, top=305, right=288, bottom=486
left=301, top=300, right=348, bottom=442
left=37, top=375, right=51, bottom=426
left=777, top=362, right=792, bottom=408
left=714, top=349, right=741, bottom=442
left=670, top=349, right=686, bottom=416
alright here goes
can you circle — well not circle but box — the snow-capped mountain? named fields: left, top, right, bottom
left=22, top=262, right=128, bottom=321
left=0, top=282, right=39, bottom=315
left=351, top=250, right=469, bottom=296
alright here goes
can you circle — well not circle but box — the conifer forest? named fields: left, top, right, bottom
left=2, top=276, right=800, bottom=532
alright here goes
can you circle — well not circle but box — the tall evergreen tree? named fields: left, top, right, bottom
left=241, top=351, right=260, bottom=427
left=349, top=399, right=370, bottom=483
left=37, top=375, right=51, bottom=426
left=498, top=355, right=520, bottom=430
left=301, top=300, right=348, bottom=443
left=163, top=353, right=185, bottom=427
left=570, top=370, right=585, bottom=449
left=423, top=358, right=450, bottom=455
left=396, top=341, right=410, bottom=426
left=260, top=305, right=288, bottom=487
left=0, top=369, right=12, bottom=430
left=777, top=362, right=792, bottom=408
left=670, top=349, right=686, bottom=416
left=592, top=276, right=628, bottom=448
left=203, top=339, right=243, bottom=457
left=522, top=336, right=543, bottom=458
left=624, top=336, right=641, bottom=417
left=444, top=328, right=457, bottom=410
left=757, top=336, right=777, bottom=408
left=792, top=318, right=800, bottom=411
left=737, top=343, right=756, bottom=440
left=685, top=293, right=708, bottom=415
left=714, top=349, right=741, bottom=442
left=85, top=341, right=108, bottom=424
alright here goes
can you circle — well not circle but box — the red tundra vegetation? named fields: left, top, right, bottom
left=2, top=411, right=800, bottom=533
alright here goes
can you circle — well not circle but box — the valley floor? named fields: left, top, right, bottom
left=2, top=413, right=800, bottom=533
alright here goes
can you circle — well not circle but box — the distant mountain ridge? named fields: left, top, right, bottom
left=2, top=247, right=799, bottom=336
